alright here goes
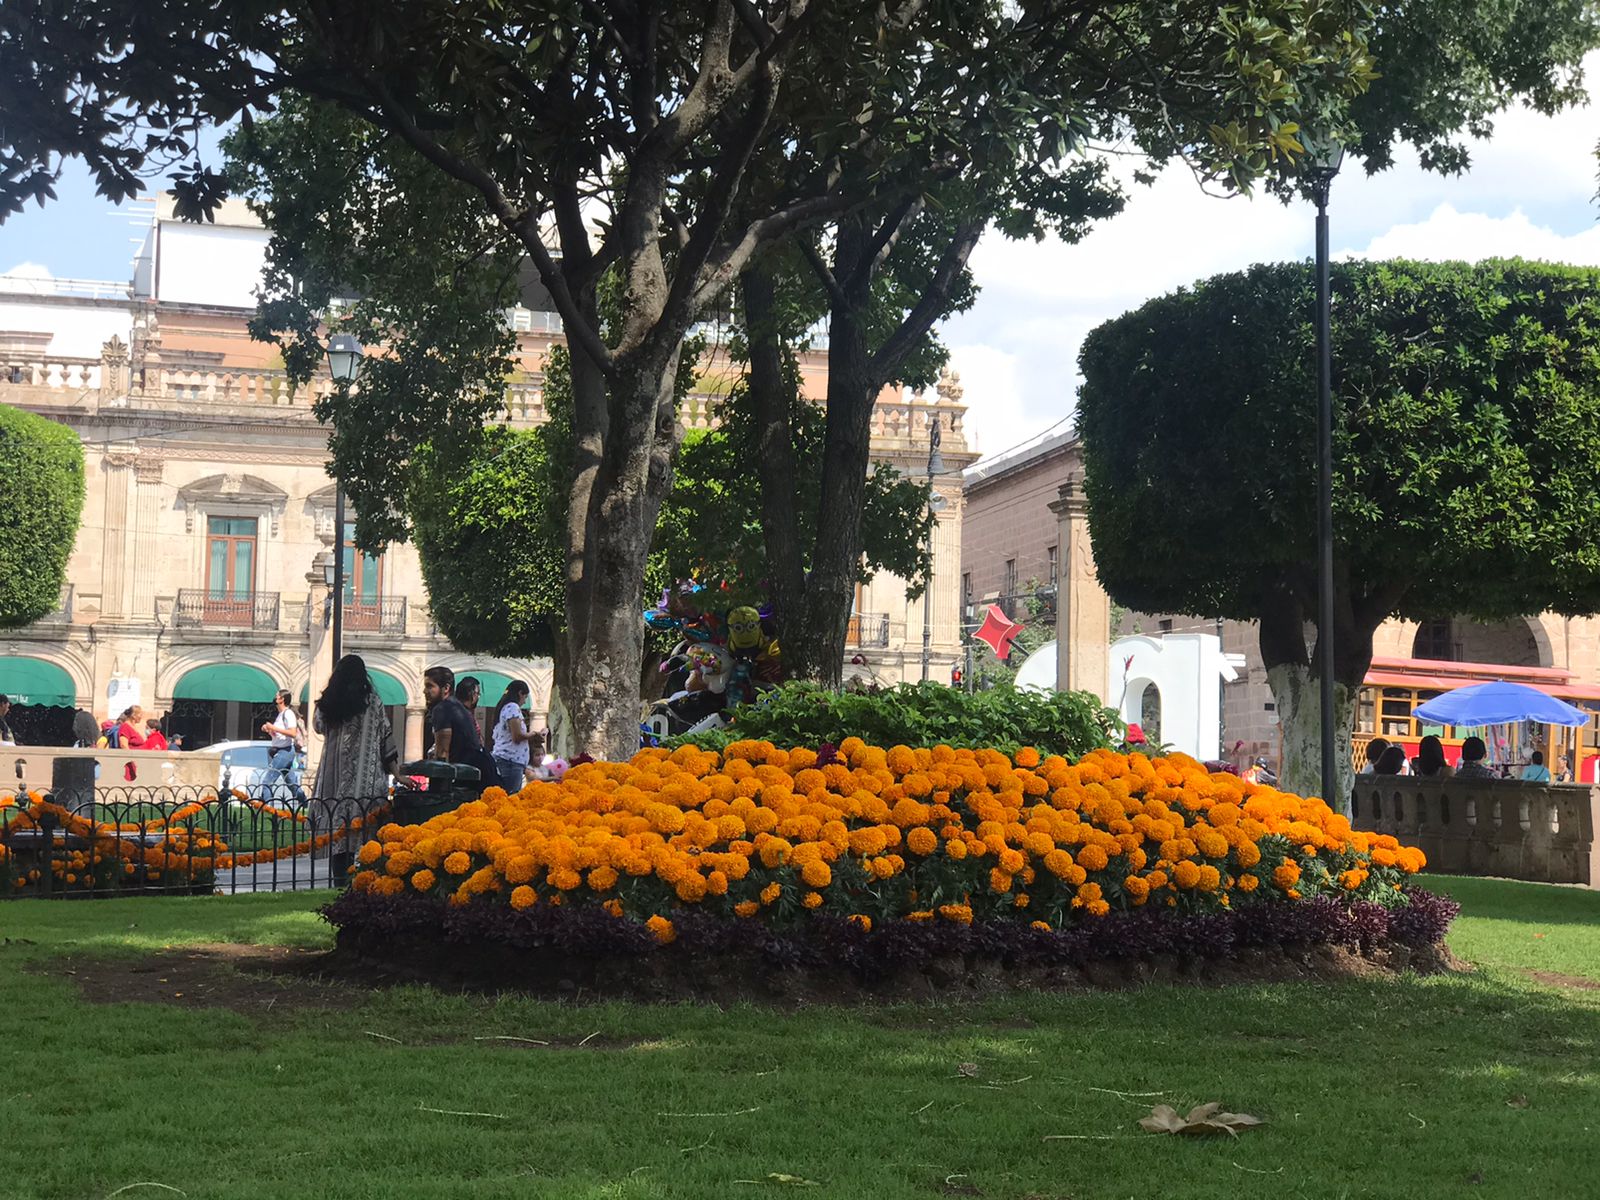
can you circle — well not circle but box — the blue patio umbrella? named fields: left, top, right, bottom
left=1412, top=680, right=1590, bottom=728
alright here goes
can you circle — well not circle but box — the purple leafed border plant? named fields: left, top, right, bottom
left=322, top=888, right=1459, bottom=983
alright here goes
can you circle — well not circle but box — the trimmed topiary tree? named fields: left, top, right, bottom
left=1079, top=259, right=1600, bottom=807
left=0, top=405, right=85, bottom=627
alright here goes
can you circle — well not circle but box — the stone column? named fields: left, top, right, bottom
left=130, top=453, right=164, bottom=619
left=1049, top=470, right=1111, bottom=701
left=99, top=450, right=137, bottom=619
left=404, top=707, right=427, bottom=761
left=303, top=560, right=334, bottom=778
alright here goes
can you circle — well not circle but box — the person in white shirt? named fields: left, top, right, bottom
left=261, top=689, right=304, bottom=801
left=489, top=679, right=540, bottom=793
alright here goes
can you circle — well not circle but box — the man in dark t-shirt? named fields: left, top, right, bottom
left=423, top=666, right=499, bottom=792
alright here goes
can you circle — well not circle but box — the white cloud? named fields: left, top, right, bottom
left=943, top=56, right=1600, bottom=455
left=946, top=343, right=1025, bottom=457
left=3, top=261, right=55, bottom=278
left=1350, top=203, right=1600, bottom=265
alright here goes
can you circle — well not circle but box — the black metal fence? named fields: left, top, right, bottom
left=0, top=787, right=393, bottom=898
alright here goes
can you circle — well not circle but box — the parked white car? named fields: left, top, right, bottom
left=213, top=740, right=306, bottom=803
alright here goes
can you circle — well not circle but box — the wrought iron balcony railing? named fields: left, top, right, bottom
left=846, top=611, right=891, bottom=648
left=175, top=589, right=280, bottom=631
left=344, top=595, right=408, bottom=636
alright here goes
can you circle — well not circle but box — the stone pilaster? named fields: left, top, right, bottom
left=130, top=453, right=164, bottom=618
left=99, top=450, right=137, bottom=618
left=1048, top=471, right=1111, bottom=701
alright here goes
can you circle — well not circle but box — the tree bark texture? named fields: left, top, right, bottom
left=1268, top=663, right=1355, bottom=813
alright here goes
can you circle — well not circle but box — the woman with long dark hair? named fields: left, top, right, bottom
left=1413, top=734, right=1453, bottom=779
left=311, top=654, right=397, bottom=880
left=489, top=679, right=539, bottom=793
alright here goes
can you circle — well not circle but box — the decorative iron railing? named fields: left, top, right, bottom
left=344, top=594, right=408, bottom=635
left=174, top=589, right=280, bottom=631
left=1, top=788, right=395, bottom=897
left=847, top=612, right=891, bottom=648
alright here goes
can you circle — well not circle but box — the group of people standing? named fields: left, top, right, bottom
left=420, top=666, right=544, bottom=794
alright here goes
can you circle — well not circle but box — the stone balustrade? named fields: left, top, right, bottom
left=1352, top=776, right=1599, bottom=887
left=3, top=356, right=102, bottom=390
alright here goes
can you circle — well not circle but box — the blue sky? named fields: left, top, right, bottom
left=6, top=62, right=1600, bottom=461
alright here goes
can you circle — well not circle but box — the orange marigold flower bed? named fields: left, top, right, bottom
left=347, top=744, right=1427, bottom=932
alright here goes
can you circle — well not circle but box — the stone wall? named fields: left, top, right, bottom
left=1352, top=776, right=1599, bottom=887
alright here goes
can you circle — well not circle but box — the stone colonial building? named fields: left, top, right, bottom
left=0, top=197, right=971, bottom=755
left=962, top=433, right=1600, bottom=779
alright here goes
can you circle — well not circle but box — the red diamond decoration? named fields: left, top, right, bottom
left=972, top=604, right=1026, bottom=659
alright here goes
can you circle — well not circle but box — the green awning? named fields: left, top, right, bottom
left=0, top=657, right=76, bottom=707
left=458, top=670, right=513, bottom=703
left=301, top=668, right=409, bottom=707
left=174, top=663, right=278, bottom=703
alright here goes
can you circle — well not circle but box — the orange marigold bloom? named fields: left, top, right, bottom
left=800, top=860, right=832, bottom=889
left=357, top=841, right=382, bottom=865
left=444, top=851, right=472, bottom=875
left=602, top=899, right=625, bottom=917
left=1030, top=919, right=1052, bottom=931
left=1076, top=843, right=1109, bottom=872
left=1273, top=862, right=1301, bottom=890
left=1233, top=840, right=1262, bottom=868
left=647, top=915, right=676, bottom=944
left=989, top=867, right=1014, bottom=894
left=848, top=913, right=872, bottom=932
left=906, top=826, right=939, bottom=856
left=411, top=869, right=436, bottom=893
left=1238, top=873, right=1260, bottom=892
left=945, top=838, right=969, bottom=861
left=510, top=885, right=537, bottom=910
left=1172, top=860, right=1202, bottom=890
left=938, top=903, right=974, bottom=925
left=733, top=900, right=760, bottom=918
left=1196, top=864, right=1222, bottom=893
left=802, top=890, right=824, bottom=909
left=1014, top=747, right=1042, bottom=769
left=587, top=865, right=620, bottom=891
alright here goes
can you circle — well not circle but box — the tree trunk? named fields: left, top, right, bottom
left=560, top=356, right=682, bottom=762
left=791, top=222, right=879, bottom=686
left=1267, top=663, right=1356, bottom=811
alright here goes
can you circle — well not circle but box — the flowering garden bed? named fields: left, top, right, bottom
left=323, top=742, right=1457, bottom=999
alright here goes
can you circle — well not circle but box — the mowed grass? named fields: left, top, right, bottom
left=0, top=878, right=1595, bottom=1200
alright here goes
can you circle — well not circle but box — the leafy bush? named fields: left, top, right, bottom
left=0, top=405, right=84, bottom=627
left=669, top=681, right=1122, bottom=759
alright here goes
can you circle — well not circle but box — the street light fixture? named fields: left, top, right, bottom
left=1309, top=140, right=1343, bottom=809
left=323, top=335, right=364, bottom=661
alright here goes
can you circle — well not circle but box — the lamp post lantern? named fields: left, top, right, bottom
left=1310, top=142, right=1344, bottom=809
left=324, top=334, right=364, bottom=662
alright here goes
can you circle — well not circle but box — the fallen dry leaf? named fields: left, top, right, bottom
left=1138, top=1102, right=1265, bottom=1138
left=956, top=1062, right=980, bottom=1078
left=1506, top=1095, right=1530, bottom=1110
left=732, top=1173, right=821, bottom=1187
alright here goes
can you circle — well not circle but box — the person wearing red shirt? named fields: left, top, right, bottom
left=142, top=717, right=169, bottom=752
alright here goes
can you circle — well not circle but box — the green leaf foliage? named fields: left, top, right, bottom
left=1077, top=259, right=1600, bottom=658
left=0, top=405, right=85, bottom=627
left=670, top=681, right=1122, bottom=761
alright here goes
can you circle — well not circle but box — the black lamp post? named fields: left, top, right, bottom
left=921, top=415, right=946, bottom=682
left=1310, top=142, right=1344, bottom=807
left=324, top=334, right=364, bottom=662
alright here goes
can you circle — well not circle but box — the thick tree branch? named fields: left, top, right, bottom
left=869, top=215, right=984, bottom=382
left=799, top=239, right=848, bottom=311
left=353, top=78, right=617, bottom=378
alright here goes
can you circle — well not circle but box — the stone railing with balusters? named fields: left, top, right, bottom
left=1, top=356, right=103, bottom=392
left=145, top=367, right=335, bottom=408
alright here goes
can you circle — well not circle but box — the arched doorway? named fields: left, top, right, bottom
left=1412, top=617, right=1547, bottom=668
left=171, top=663, right=279, bottom=750
left=0, top=655, right=77, bottom=745
left=301, top=668, right=410, bottom=758
left=1136, top=680, right=1163, bottom=745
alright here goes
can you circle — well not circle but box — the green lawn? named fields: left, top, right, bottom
left=0, top=877, right=1596, bottom=1200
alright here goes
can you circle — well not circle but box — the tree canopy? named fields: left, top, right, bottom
left=1078, top=258, right=1600, bottom=795
left=0, top=405, right=84, bottom=628
left=7, top=0, right=1597, bottom=755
